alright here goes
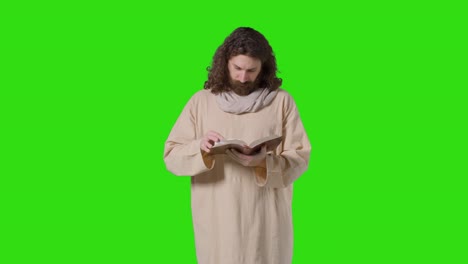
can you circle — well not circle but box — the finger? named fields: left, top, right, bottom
left=207, top=135, right=221, bottom=143
left=207, top=131, right=224, bottom=141
left=226, top=149, right=235, bottom=159
left=229, top=148, right=241, bottom=157
left=205, top=141, right=214, bottom=149
left=226, top=150, right=243, bottom=164
left=231, top=149, right=248, bottom=158
left=200, top=140, right=211, bottom=152
left=204, top=139, right=214, bottom=147
left=201, top=144, right=210, bottom=153
left=253, top=149, right=266, bottom=157
left=226, top=149, right=240, bottom=159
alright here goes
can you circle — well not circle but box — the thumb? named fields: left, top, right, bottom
left=261, top=145, right=267, bottom=153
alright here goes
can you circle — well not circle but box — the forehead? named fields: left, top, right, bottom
left=229, top=54, right=261, bottom=68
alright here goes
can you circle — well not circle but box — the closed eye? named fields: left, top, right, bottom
left=233, top=64, right=257, bottom=72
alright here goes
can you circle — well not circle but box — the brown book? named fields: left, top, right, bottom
left=208, top=135, right=282, bottom=155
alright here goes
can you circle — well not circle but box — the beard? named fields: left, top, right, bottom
left=229, top=79, right=260, bottom=96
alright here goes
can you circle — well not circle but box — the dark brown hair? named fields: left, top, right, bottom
left=204, top=27, right=282, bottom=94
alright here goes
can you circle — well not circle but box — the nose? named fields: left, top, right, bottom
left=239, top=71, right=248, bottom=83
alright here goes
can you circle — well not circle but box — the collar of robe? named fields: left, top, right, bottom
left=215, top=88, right=278, bottom=114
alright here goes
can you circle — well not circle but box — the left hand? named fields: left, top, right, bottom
left=226, top=146, right=267, bottom=168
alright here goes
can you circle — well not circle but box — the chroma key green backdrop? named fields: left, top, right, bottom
left=1, top=1, right=466, bottom=263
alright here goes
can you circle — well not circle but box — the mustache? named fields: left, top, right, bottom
left=231, top=80, right=253, bottom=86
left=229, top=80, right=258, bottom=96
left=230, top=80, right=257, bottom=89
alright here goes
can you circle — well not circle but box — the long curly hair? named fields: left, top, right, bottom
left=204, top=27, right=282, bottom=94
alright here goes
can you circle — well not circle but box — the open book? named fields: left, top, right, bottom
left=208, top=135, right=282, bottom=155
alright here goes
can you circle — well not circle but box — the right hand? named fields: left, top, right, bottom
left=200, top=131, right=224, bottom=153
left=226, top=145, right=267, bottom=168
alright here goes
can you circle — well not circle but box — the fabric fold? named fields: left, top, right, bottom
left=215, top=88, right=278, bottom=114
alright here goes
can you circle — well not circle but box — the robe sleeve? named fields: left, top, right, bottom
left=163, top=96, right=214, bottom=176
left=255, top=94, right=311, bottom=188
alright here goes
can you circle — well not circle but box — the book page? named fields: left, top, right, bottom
left=209, top=135, right=281, bottom=155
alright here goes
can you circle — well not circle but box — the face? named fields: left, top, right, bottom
left=228, top=54, right=262, bottom=96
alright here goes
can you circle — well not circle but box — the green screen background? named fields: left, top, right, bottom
left=1, top=1, right=466, bottom=263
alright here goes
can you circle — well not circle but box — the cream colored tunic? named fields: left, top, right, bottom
left=164, top=89, right=311, bottom=264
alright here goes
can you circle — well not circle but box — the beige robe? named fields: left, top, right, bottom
left=164, top=89, right=311, bottom=264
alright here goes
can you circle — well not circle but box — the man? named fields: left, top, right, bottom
left=164, top=27, right=311, bottom=264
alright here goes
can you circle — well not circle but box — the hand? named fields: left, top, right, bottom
left=200, top=130, right=224, bottom=153
left=226, top=146, right=267, bottom=168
